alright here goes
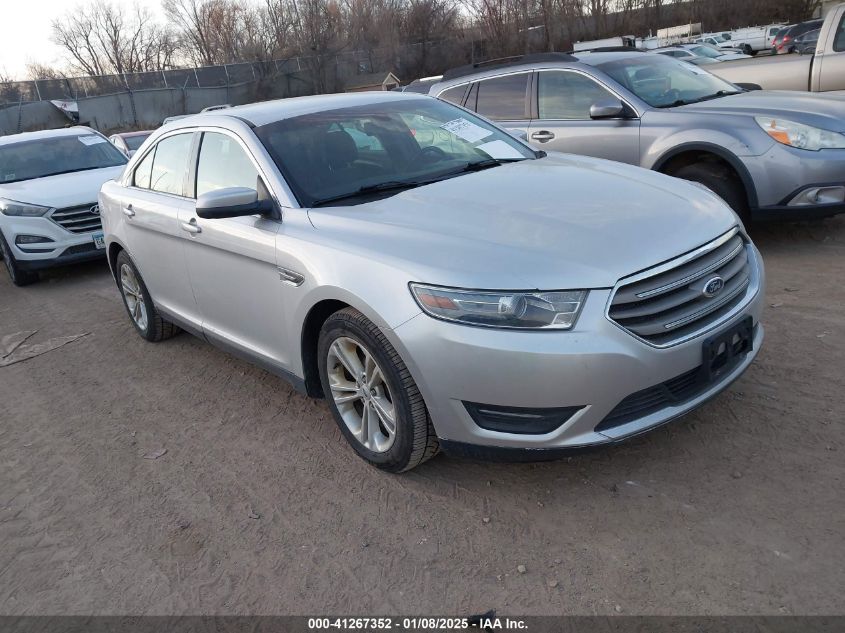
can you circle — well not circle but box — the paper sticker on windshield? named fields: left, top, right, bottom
left=476, top=140, right=525, bottom=160
left=78, top=135, right=107, bottom=146
left=441, top=118, right=493, bottom=143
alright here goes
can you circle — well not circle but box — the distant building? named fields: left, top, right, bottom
left=344, top=72, right=401, bottom=92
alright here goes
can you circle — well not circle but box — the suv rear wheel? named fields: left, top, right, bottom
left=318, top=307, right=439, bottom=472
left=0, top=232, right=39, bottom=286
left=115, top=250, right=179, bottom=342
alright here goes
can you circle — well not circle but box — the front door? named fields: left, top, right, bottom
left=528, top=70, right=641, bottom=165
left=178, top=130, right=290, bottom=370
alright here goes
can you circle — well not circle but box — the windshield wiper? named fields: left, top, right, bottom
left=656, top=90, right=743, bottom=108
left=310, top=180, right=427, bottom=207
left=309, top=158, right=527, bottom=207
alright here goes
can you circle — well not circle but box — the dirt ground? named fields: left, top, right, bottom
left=0, top=218, right=843, bottom=616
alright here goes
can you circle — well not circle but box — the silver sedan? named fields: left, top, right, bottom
left=100, top=92, right=765, bottom=472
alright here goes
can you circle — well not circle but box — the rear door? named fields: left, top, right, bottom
left=121, top=132, right=200, bottom=326
left=179, top=129, right=290, bottom=369
left=527, top=69, right=640, bottom=164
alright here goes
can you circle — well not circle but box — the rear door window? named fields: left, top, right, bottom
left=834, top=14, right=845, bottom=51
left=474, top=73, right=530, bottom=120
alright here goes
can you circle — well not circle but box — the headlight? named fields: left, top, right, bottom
left=0, top=198, right=52, bottom=217
left=409, top=283, right=587, bottom=330
left=755, top=116, right=845, bottom=151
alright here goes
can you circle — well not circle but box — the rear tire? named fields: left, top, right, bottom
left=115, top=250, right=179, bottom=342
left=318, top=307, right=439, bottom=473
left=0, top=231, right=39, bottom=286
left=671, top=162, right=749, bottom=223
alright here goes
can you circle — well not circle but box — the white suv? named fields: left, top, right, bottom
left=0, top=127, right=127, bottom=285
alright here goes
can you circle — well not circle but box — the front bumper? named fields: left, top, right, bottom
left=389, top=247, right=765, bottom=453
left=746, top=144, right=845, bottom=220
left=0, top=216, right=105, bottom=270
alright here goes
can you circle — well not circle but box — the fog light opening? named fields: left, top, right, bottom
left=787, top=186, right=845, bottom=207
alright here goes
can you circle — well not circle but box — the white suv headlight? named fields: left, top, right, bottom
left=410, top=283, right=587, bottom=330
left=0, top=197, right=52, bottom=217
left=755, top=116, right=845, bottom=151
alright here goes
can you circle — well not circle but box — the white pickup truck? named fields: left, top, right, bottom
left=710, top=4, right=845, bottom=91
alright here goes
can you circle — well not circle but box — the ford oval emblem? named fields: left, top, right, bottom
left=90, top=204, right=100, bottom=216
left=703, top=276, right=725, bottom=298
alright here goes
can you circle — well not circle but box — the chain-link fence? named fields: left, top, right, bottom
left=0, top=58, right=315, bottom=107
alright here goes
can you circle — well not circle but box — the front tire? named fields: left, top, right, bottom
left=0, top=231, right=39, bottom=286
left=671, top=162, right=749, bottom=223
left=115, top=250, right=179, bottom=342
left=318, top=308, right=439, bottom=473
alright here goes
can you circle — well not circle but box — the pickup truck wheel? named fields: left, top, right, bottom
left=115, top=250, right=179, bottom=342
left=0, top=231, right=39, bottom=286
left=671, top=162, right=749, bottom=222
left=318, top=307, right=439, bottom=473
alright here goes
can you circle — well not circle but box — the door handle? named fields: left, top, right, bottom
left=531, top=131, right=555, bottom=142
left=181, top=219, right=202, bottom=235
left=122, top=204, right=135, bottom=218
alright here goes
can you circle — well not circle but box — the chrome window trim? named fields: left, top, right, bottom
left=433, top=66, right=643, bottom=119
left=603, top=226, right=760, bottom=348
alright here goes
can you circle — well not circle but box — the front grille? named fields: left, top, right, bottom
left=50, top=204, right=102, bottom=234
left=608, top=228, right=752, bottom=346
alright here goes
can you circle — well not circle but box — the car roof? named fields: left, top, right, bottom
left=0, top=126, right=97, bottom=147
left=193, top=91, right=433, bottom=128
left=115, top=131, right=152, bottom=138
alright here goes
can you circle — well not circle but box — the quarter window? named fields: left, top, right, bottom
left=538, top=71, right=617, bottom=120
left=439, top=85, right=467, bottom=106
left=133, top=148, right=155, bottom=189
left=195, top=132, right=260, bottom=198
left=150, top=133, right=193, bottom=196
left=474, top=73, right=529, bottom=120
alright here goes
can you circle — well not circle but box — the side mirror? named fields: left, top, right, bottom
left=590, top=98, right=626, bottom=119
left=196, top=187, right=275, bottom=219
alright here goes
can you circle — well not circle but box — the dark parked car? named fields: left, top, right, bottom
left=776, top=19, right=823, bottom=54
left=795, top=28, right=821, bottom=54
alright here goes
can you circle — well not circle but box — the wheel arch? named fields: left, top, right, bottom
left=652, top=143, right=758, bottom=210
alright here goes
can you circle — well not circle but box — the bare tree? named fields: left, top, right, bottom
left=52, top=1, right=178, bottom=76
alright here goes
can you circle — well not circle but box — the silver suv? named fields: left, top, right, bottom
left=430, top=51, right=845, bottom=221
left=101, top=92, right=765, bottom=472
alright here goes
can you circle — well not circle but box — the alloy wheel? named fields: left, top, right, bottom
left=326, top=336, right=397, bottom=453
left=120, top=263, right=148, bottom=331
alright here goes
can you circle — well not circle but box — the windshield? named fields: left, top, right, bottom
left=124, top=134, right=151, bottom=151
left=0, top=133, right=127, bottom=184
left=595, top=55, right=740, bottom=108
left=688, top=44, right=723, bottom=58
left=255, top=98, right=537, bottom=207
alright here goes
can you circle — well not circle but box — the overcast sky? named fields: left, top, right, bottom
left=0, top=0, right=164, bottom=80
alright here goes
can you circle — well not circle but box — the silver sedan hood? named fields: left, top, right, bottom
left=307, top=154, right=738, bottom=290
left=673, top=90, right=845, bottom=132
